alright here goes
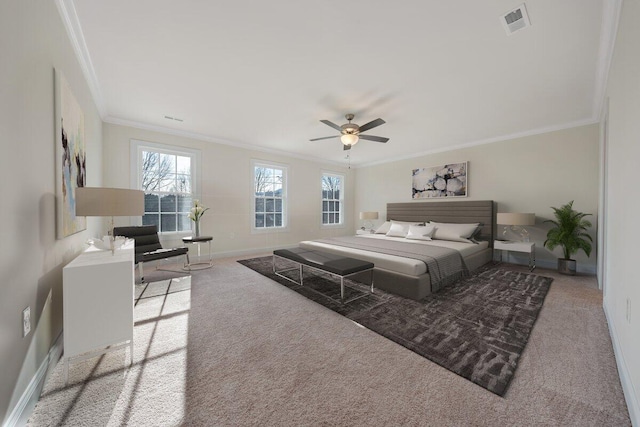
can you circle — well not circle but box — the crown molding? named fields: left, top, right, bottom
left=355, top=117, right=599, bottom=168
left=593, top=0, right=623, bottom=121
left=55, top=0, right=106, bottom=117
left=103, top=116, right=348, bottom=169
left=106, top=115, right=598, bottom=170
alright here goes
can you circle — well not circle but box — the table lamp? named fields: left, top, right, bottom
left=359, top=211, right=379, bottom=231
left=75, top=187, right=145, bottom=252
left=497, top=212, right=535, bottom=242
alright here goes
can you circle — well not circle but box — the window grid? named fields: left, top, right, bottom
left=254, top=164, right=286, bottom=229
left=140, top=149, right=194, bottom=233
left=322, top=173, right=344, bottom=225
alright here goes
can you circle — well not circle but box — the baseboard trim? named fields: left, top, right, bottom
left=3, top=333, right=63, bottom=427
left=604, top=301, right=638, bottom=426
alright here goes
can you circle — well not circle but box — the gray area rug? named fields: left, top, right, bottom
left=238, top=257, right=553, bottom=396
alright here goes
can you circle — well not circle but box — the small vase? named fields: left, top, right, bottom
left=194, top=220, right=200, bottom=237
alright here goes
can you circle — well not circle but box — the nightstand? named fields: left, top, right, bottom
left=494, top=240, right=535, bottom=271
left=356, top=229, right=374, bottom=235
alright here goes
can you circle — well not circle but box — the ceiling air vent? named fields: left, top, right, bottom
left=501, top=3, right=531, bottom=35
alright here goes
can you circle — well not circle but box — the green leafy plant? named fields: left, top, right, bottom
left=544, top=201, right=593, bottom=260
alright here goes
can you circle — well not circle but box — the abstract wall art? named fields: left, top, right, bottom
left=412, top=162, right=467, bottom=199
left=55, top=69, right=86, bottom=238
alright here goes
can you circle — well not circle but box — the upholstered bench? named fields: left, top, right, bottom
left=273, top=247, right=374, bottom=304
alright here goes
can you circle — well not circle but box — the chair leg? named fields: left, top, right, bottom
left=139, top=262, right=144, bottom=283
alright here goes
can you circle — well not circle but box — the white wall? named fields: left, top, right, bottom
left=603, top=0, right=640, bottom=423
left=0, top=1, right=103, bottom=424
left=102, top=123, right=355, bottom=255
left=354, top=124, right=600, bottom=272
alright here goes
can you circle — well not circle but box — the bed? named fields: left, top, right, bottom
left=300, top=200, right=496, bottom=300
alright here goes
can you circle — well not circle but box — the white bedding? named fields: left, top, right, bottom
left=299, top=234, right=489, bottom=276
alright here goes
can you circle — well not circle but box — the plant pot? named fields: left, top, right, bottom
left=558, top=258, right=576, bottom=275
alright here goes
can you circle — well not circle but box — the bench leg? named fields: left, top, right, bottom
left=139, top=262, right=144, bottom=283
left=341, top=277, right=345, bottom=303
left=371, top=269, right=374, bottom=293
left=273, top=255, right=303, bottom=286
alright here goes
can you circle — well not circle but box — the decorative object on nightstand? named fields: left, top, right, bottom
left=187, top=199, right=209, bottom=237
left=494, top=240, right=536, bottom=271
left=497, top=212, right=535, bottom=242
left=75, top=187, right=145, bottom=254
left=544, top=200, right=592, bottom=275
left=356, top=229, right=374, bottom=235
left=359, top=211, right=378, bottom=232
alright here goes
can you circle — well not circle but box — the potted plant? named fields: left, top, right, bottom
left=543, top=201, right=592, bottom=275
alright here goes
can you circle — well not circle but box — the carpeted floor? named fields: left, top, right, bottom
left=239, top=256, right=552, bottom=396
left=27, top=255, right=631, bottom=426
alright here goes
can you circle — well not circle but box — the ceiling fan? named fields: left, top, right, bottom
left=310, top=113, right=389, bottom=150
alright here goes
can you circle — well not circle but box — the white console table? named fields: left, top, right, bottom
left=62, top=240, right=135, bottom=383
left=494, top=240, right=536, bottom=271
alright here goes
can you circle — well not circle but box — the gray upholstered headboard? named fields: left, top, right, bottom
left=386, top=200, right=496, bottom=247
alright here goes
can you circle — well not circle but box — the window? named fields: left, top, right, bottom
left=253, top=161, right=287, bottom=230
left=131, top=141, right=200, bottom=233
left=322, top=172, right=344, bottom=226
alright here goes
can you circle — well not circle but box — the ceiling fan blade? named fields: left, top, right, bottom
left=358, top=118, right=386, bottom=133
left=343, top=144, right=352, bottom=151
left=320, top=120, right=342, bottom=131
left=310, top=135, right=339, bottom=141
left=359, top=134, right=389, bottom=143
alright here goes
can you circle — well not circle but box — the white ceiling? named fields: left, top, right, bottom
left=63, top=0, right=610, bottom=167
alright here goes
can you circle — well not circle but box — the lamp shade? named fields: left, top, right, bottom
left=496, top=212, right=535, bottom=226
left=75, top=187, right=145, bottom=217
left=359, top=211, right=379, bottom=220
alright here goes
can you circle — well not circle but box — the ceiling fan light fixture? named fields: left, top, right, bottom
left=341, top=133, right=359, bottom=146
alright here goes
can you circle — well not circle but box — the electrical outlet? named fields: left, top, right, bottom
left=22, top=306, right=31, bottom=337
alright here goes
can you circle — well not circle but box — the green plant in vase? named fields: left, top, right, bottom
left=187, top=199, right=209, bottom=237
left=543, top=200, right=592, bottom=275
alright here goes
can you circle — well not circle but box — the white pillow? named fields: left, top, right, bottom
left=385, top=220, right=425, bottom=238
left=406, top=224, right=436, bottom=241
left=429, top=222, right=480, bottom=243
left=391, top=220, right=424, bottom=224
left=386, top=222, right=411, bottom=237
left=374, top=221, right=392, bottom=234
left=375, top=220, right=423, bottom=234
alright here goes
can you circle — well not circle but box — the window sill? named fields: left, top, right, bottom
left=251, top=227, right=290, bottom=234
left=321, top=224, right=345, bottom=229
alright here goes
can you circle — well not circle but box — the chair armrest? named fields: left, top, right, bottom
left=136, top=247, right=189, bottom=263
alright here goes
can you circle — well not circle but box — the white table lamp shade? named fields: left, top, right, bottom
left=359, top=211, right=379, bottom=220
left=497, top=212, right=535, bottom=226
left=75, top=187, right=145, bottom=217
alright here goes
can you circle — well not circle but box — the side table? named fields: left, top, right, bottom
left=182, top=236, right=213, bottom=270
left=63, top=240, right=134, bottom=384
left=494, top=240, right=535, bottom=271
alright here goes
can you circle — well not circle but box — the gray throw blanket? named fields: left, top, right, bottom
left=314, top=236, right=469, bottom=292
